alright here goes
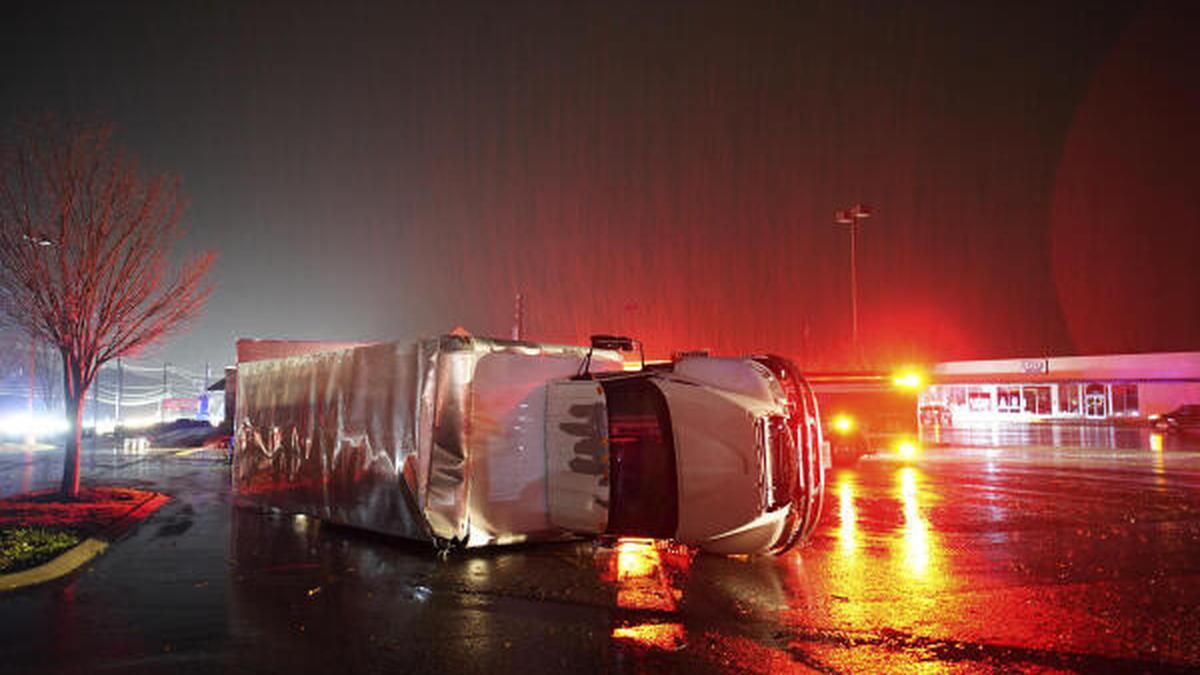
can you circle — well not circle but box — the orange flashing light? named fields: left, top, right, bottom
left=892, top=370, right=924, bottom=390
left=832, top=414, right=855, bottom=434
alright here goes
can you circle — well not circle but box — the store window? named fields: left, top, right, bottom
left=1023, top=386, right=1052, bottom=415
left=998, top=387, right=1022, bottom=413
left=1111, top=384, right=1139, bottom=416
left=1058, top=384, right=1080, bottom=415
left=1084, top=384, right=1107, bottom=417
left=968, top=388, right=992, bottom=411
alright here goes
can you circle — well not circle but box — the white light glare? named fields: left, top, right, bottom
left=0, top=413, right=70, bottom=438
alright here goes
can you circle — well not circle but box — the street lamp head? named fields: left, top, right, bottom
left=22, top=233, right=53, bottom=247
left=835, top=210, right=854, bottom=224
left=851, top=204, right=872, bottom=219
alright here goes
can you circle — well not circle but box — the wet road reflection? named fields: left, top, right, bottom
left=606, top=538, right=689, bottom=650
left=799, top=442, right=1200, bottom=672
left=2, top=438, right=1200, bottom=672
left=898, top=467, right=928, bottom=577
left=837, top=477, right=856, bottom=555
left=922, top=420, right=1199, bottom=452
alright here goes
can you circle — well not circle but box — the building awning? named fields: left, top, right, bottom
left=930, top=351, right=1200, bottom=384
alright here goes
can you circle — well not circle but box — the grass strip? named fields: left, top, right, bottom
left=0, top=527, right=82, bottom=574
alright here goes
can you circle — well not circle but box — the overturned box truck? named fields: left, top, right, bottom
left=233, top=335, right=826, bottom=555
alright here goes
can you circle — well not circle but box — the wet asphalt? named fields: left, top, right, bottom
left=1, top=426, right=1199, bottom=674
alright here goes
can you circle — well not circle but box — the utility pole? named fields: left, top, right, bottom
left=115, top=357, right=123, bottom=429
left=160, top=362, right=169, bottom=423
left=203, top=362, right=211, bottom=423
left=512, top=292, right=524, bottom=341
left=92, top=369, right=99, bottom=432
left=27, top=335, right=35, bottom=417
left=26, top=335, right=35, bottom=445
left=835, top=204, right=872, bottom=361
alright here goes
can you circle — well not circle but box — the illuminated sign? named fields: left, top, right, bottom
left=1020, top=359, right=1049, bottom=374
left=162, top=397, right=199, bottom=413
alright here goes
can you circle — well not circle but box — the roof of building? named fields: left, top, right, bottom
left=931, top=351, right=1200, bottom=384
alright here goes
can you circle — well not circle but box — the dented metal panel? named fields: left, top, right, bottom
left=233, top=341, right=428, bottom=541
left=423, top=336, right=473, bottom=542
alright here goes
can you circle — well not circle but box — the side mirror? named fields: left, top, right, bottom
left=575, top=334, right=645, bottom=379
left=590, top=334, right=636, bottom=352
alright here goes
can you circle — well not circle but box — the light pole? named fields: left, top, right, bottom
left=160, top=362, right=169, bottom=423
left=27, top=334, right=36, bottom=445
left=835, top=204, right=871, bottom=356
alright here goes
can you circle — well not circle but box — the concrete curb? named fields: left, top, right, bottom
left=0, top=491, right=170, bottom=592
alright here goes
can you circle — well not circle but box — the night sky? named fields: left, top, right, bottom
left=2, top=0, right=1196, bottom=371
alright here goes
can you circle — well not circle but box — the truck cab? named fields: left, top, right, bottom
left=546, top=353, right=825, bottom=555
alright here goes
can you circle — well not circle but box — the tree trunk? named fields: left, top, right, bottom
left=59, top=353, right=88, bottom=499
left=60, top=391, right=84, bottom=498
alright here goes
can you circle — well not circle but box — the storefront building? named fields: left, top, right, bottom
left=919, top=351, right=1200, bottom=424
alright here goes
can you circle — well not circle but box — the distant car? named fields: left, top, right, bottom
left=822, top=412, right=921, bottom=467
left=1149, top=405, right=1200, bottom=432
left=150, top=418, right=220, bottom=447
left=824, top=413, right=869, bottom=467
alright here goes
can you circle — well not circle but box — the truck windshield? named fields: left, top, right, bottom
left=600, top=376, right=679, bottom=537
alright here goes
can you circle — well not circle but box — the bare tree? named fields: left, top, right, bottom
left=0, top=118, right=215, bottom=497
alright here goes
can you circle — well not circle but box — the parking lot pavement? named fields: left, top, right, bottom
left=1, top=435, right=1200, bottom=673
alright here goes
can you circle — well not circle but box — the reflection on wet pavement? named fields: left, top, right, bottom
left=837, top=477, right=856, bottom=556
left=2, top=436, right=1200, bottom=672
left=606, top=538, right=691, bottom=651
left=921, top=420, right=1200, bottom=452
left=897, top=467, right=931, bottom=578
